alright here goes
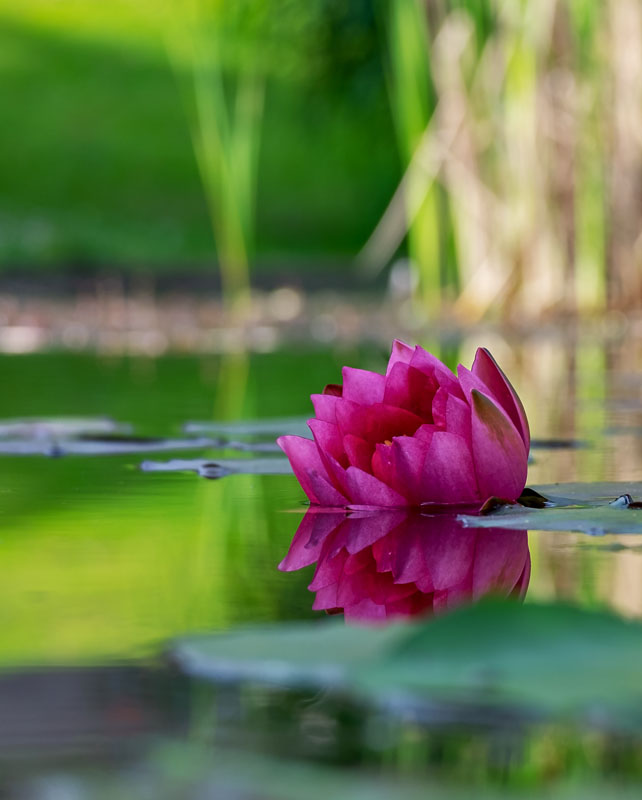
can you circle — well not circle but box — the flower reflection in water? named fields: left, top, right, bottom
left=280, top=510, right=530, bottom=623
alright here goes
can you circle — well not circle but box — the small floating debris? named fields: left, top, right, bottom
left=140, top=457, right=293, bottom=479
left=529, top=438, right=589, bottom=450
left=609, top=494, right=633, bottom=509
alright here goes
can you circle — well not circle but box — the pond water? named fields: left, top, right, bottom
left=3, top=336, right=642, bottom=795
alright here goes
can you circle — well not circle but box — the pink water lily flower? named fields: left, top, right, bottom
left=278, top=341, right=529, bottom=508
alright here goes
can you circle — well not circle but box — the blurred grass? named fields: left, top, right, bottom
left=0, top=2, right=398, bottom=271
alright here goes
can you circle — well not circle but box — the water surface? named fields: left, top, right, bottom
left=2, top=338, right=642, bottom=792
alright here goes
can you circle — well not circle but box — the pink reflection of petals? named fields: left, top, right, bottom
left=280, top=509, right=530, bottom=624
left=278, top=510, right=342, bottom=571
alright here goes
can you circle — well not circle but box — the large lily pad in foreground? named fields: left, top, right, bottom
left=170, top=602, right=642, bottom=732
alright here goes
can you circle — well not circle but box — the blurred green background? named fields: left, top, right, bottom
left=0, top=1, right=397, bottom=270
left=2, top=0, right=638, bottom=318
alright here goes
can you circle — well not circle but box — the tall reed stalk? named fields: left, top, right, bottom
left=163, top=0, right=264, bottom=311
left=385, top=0, right=446, bottom=318
left=371, top=0, right=639, bottom=320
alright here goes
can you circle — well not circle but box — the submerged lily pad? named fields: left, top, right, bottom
left=170, top=602, right=642, bottom=732
left=140, top=457, right=293, bottom=478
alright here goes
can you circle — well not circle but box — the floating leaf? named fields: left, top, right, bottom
left=459, top=505, right=642, bottom=536
left=141, top=457, right=293, bottom=478
left=0, top=416, right=132, bottom=438
left=0, top=435, right=218, bottom=457
left=460, top=482, right=642, bottom=535
left=170, top=602, right=642, bottom=731
left=533, top=481, right=642, bottom=502
left=184, top=417, right=310, bottom=438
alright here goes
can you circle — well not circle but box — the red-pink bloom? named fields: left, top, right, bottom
left=280, top=509, right=530, bottom=623
left=278, top=341, right=529, bottom=508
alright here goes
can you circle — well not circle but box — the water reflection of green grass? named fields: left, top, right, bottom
left=0, top=349, right=350, bottom=666
left=0, top=469, right=311, bottom=666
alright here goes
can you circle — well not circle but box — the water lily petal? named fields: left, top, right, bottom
left=308, top=468, right=349, bottom=507
left=370, top=576, right=416, bottom=605
left=277, top=434, right=324, bottom=503
left=320, top=451, right=351, bottom=498
left=278, top=510, right=345, bottom=571
left=390, top=519, right=431, bottom=586
left=384, top=362, right=437, bottom=420
left=308, top=418, right=346, bottom=466
left=336, top=399, right=424, bottom=444
left=432, top=389, right=471, bottom=441
left=513, top=552, right=531, bottom=600
left=386, top=339, right=415, bottom=375
left=445, top=394, right=472, bottom=442
left=471, top=530, right=530, bottom=599
left=344, top=598, right=387, bottom=622
left=420, top=431, right=480, bottom=504
left=470, top=389, right=528, bottom=501
left=414, top=423, right=437, bottom=445
left=390, top=436, right=432, bottom=504
left=309, top=549, right=347, bottom=591
left=343, top=434, right=374, bottom=472
left=311, top=583, right=339, bottom=609
left=472, top=347, right=530, bottom=449
left=342, top=367, right=386, bottom=405
left=410, top=347, right=464, bottom=399
left=345, top=466, right=407, bottom=507
left=344, top=511, right=405, bottom=554
left=310, top=393, right=340, bottom=424
left=420, top=525, right=477, bottom=590
left=337, top=564, right=374, bottom=606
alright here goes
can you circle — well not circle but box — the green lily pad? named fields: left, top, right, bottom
left=170, top=602, right=642, bottom=731
left=459, top=482, right=642, bottom=535
left=532, top=481, right=642, bottom=502
left=459, top=506, right=642, bottom=535
left=140, top=457, right=292, bottom=478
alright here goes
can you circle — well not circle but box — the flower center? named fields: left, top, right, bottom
left=383, top=439, right=392, bottom=446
